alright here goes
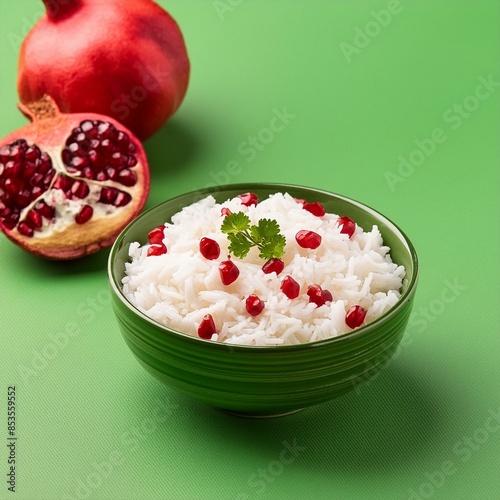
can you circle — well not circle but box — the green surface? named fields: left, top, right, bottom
left=1, top=1, right=499, bottom=499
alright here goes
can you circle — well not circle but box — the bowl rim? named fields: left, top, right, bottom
left=108, top=182, right=419, bottom=351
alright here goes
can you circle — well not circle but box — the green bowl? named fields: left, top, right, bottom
left=108, top=183, right=419, bottom=417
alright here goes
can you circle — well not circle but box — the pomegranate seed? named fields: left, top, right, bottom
left=17, top=190, right=32, bottom=209
left=198, top=314, right=217, bottom=339
left=238, top=192, right=258, bottom=206
left=147, top=244, right=167, bottom=256
left=25, top=210, right=43, bottom=230
left=17, top=222, right=34, bottom=237
left=221, top=207, right=232, bottom=217
left=22, top=164, right=37, bottom=181
left=337, top=216, right=356, bottom=239
left=294, top=197, right=306, bottom=205
left=262, top=258, right=285, bottom=275
left=81, top=120, right=94, bottom=133
left=307, top=284, right=332, bottom=307
left=100, top=139, right=113, bottom=153
left=0, top=145, right=11, bottom=158
left=29, top=172, right=44, bottom=186
left=246, top=295, right=265, bottom=316
left=345, top=305, right=367, bottom=329
left=98, top=122, right=114, bottom=137
left=87, top=150, right=99, bottom=167
left=199, top=237, right=220, bottom=260
left=117, top=169, right=137, bottom=187
left=219, top=258, right=240, bottom=285
left=70, top=181, right=90, bottom=199
left=67, top=142, right=80, bottom=154
left=113, top=191, right=132, bottom=207
left=75, top=205, right=93, bottom=224
left=25, top=146, right=40, bottom=161
left=281, top=275, right=300, bottom=299
left=148, top=226, right=165, bottom=245
left=53, top=175, right=72, bottom=191
left=116, top=131, right=130, bottom=152
left=295, top=230, right=322, bottom=249
left=110, top=152, right=124, bottom=166
left=2, top=211, right=19, bottom=230
left=4, top=178, right=20, bottom=195
left=5, top=161, right=21, bottom=179
left=34, top=201, right=55, bottom=220
left=303, top=201, right=325, bottom=217
left=82, top=167, right=95, bottom=179
left=43, top=170, right=56, bottom=186
left=105, top=166, right=118, bottom=180
left=127, top=156, right=138, bottom=168
left=9, top=146, right=22, bottom=161
left=70, top=156, right=88, bottom=170
left=99, top=186, right=118, bottom=204
left=31, top=186, right=43, bottom=198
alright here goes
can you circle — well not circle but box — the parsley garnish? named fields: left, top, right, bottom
left=221, top=212, right=286, bottom=260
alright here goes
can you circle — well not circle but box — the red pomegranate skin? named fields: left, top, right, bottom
left=18, top=0, right=190, bottom=141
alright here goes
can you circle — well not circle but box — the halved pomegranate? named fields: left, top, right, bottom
left=0, top=95, right=150, bottom=259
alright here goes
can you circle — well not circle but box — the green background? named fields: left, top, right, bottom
left=1, top=1, right=499, bottom=499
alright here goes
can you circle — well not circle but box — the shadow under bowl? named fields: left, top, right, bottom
left=108, top=183, right=419, bottom=417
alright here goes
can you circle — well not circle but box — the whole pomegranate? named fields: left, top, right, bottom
left=0, top=95, right=150, bottom=259
left=18, top=0, right=190, bottom=141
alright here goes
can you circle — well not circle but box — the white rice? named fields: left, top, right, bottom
left=122, top=192, right=405, bottom=346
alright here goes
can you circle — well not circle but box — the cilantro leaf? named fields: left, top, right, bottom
left=221, top=212, right=250, bottom=234
left=221, top=211, right=286, bottom=261
left=227, top=232, right=252, bottom=259
left=259, top=234, right=286, bottom=260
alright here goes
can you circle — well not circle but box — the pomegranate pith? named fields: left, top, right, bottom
left=0, top=96, right=150, bottom=259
